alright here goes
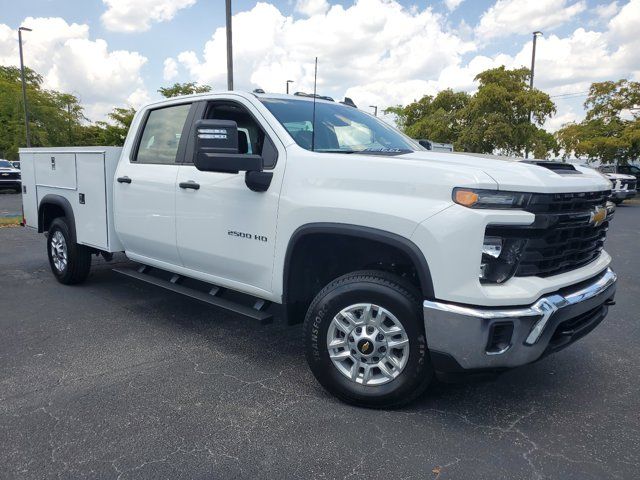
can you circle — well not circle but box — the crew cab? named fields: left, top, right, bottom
left=20, top=91, right=618, bottom=407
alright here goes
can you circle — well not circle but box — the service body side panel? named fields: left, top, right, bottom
left=20, top=152, right=37, bottom=227
left=19, top=147, right=124, bottom=252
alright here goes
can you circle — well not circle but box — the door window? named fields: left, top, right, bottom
left=135, top=104, right=191, bottom=164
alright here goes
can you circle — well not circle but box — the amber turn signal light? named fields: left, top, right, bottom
left=454, top=189, right=479, bottom=207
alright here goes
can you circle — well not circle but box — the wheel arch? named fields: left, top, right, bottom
left=38, top=194, right=77, bottom=242
left=282, top=223, right=434, bottom=324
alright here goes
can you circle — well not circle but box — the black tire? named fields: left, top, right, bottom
left=303, top=270, right=432, bottom=408
left=613, top=199, right=623, bottom=205
left=47, top=217, right=92, bottom=285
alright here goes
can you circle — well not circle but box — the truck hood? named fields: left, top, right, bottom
left=399, top=151, right=612, bottom=193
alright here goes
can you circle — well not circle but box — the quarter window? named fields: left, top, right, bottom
left=135, top=104, right=191, bottom=164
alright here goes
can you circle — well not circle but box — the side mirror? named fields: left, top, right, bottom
left=193, top=119, right=263, bottom=174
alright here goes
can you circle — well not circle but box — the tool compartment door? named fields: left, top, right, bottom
left=75, top=152, right=108, bottom=249
left=34, top=153, right=76, bottom=190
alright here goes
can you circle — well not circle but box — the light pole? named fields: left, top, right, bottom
left=286, top=80, right=294, bottom=94
left=225, top=0, right=233, bottom=90
left=18, top=26, right=32, bottom=148
left=369, top=105, right=378, bottom=116
left=530, top=31, right=543, bottom=90
left=526, top=30, right=542, bottom=158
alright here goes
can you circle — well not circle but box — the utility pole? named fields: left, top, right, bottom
left=526, top=31, right=542, bottom=158
left=225, top=0, right=233, bottom=90
left=530, top=31, right=542, bottom=91
left=369, top=105, right=378, bottom=116
left=18, top=26, right=32, bottom=148
left=286, top=80, right=294, bottom=94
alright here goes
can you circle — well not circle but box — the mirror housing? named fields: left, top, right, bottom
left=193, top=119, right=263, bottom=174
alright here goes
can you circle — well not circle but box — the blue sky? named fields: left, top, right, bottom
left=1, top=0, right=637, bottom=128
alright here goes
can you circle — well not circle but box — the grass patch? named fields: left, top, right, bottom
left=0, top=216, right=21, bottom=227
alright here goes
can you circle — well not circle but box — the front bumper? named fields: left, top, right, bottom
left=423, top=268, right=617, bottom=372
left=612, top=189, right=636, bottom=201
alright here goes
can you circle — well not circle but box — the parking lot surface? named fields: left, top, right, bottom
left=1, top=191, right=638, bottom=480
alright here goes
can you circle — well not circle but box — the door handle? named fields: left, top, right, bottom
left=179, top=181, right=200, bottom=190
left=117, top=176, right=132, bottom=184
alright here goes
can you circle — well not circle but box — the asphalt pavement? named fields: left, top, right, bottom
left=1, top=191, right=638, bottom=480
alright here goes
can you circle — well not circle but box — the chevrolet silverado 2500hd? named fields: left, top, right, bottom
left=20, top=91, right=618, bottom=407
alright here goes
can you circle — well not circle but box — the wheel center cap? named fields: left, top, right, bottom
left=357, top=338, right=374, bottom=355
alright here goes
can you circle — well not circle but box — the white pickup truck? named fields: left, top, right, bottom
left=20, top=91, right=618, bottom=407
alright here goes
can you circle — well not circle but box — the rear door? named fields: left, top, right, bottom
left=175, top=98, right=285, bottom=295
left=114, top=102, right=193, bottom=265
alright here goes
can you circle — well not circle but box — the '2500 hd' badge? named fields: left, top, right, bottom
left=227, top=230, right=268, bottom=242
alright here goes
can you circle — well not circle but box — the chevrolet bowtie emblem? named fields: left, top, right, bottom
left=589, top=206, right=607, bottom=227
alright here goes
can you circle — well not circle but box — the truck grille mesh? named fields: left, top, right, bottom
left=487, top=191, right=612, bottom=278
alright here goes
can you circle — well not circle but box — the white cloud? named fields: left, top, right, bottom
left=295, top=0, right=330, bottom=17
left=163, top=57, right=178, bottom=81
left=594, top=1, right=620, bottom=20
left=175, top=0, right=474, bottom=104
left=101, top=0, right=196, bottom=32
left=476, top=0, right=586, bottom=40
left=0, top=17, right=148, bottom=120
left=444, top=0, right=464, bottom=12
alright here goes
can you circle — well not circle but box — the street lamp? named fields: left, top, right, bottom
left=225, top=0, right=233, bottom=90
left=369, top=105, right=378, bottom=116
left=18, top=26, right=32, bottom=148
left=286, top=80, right=294, bottom=94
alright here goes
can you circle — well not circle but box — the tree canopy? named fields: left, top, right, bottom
left=556, top=79, right=640, bottom=164
left=387, top=66, right=558, bottom=158
left=158, top=82, right=212, bottom=98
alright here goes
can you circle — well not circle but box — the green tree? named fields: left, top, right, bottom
left=457, top=67, right=557, bottom=157
left=385, top=89, right=470, bottom=145
left=556, top=79, right=640, bottom=164
left=93, top=107, right=137, bottom=145
left=158, top=82, right=212, bottom=98
left=0, top=66, right=90, bottom=159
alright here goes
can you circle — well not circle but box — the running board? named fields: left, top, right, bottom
left=113, top=267, right=273, bottom=325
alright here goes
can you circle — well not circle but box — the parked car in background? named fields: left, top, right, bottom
left=417, top=139, right=454, bottom=152
left=597, top=165, right=637, bottom=204
left=0, top=159, right=21, bottom=192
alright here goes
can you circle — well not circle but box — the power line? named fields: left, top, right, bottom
left=550, top=91, right=589, bottom=99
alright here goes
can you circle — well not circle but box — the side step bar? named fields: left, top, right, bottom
left=113, top=267, right=273, bottom=325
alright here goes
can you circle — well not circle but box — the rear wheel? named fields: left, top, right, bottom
left=303, top=270, right=432, bottom=408
left=47, top=217, right=92, bottom=285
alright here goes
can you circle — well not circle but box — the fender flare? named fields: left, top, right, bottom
left=283, top=222, right=435, bottom=301
left=38, top=194, right=77, bottom=242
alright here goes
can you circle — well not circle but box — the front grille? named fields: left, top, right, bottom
left=487, top=190, right=612, bottom=278
left=0, top=171, right=19, bottom=179
left=621, top=179, right=637, bottom=190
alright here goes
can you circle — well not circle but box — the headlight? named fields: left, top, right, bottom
left=480, top=235, right=526, bottom=284
left=453, top=188, right=531, bottom=209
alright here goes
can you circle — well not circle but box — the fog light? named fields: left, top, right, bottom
left=482, top=236, right=503, bottom=258
left=479, top=235, right=526, bottom=284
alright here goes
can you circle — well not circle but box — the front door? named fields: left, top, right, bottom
left=175, top=98, right=285, bottom=296
left=114, top=102, right=193, bottom=266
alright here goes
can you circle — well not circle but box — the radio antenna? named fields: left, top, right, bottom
left=311, top=57, right=318, bottom=152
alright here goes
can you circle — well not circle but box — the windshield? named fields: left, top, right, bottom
left=260, top=98, right=419, bottom=154
left=0, top=160, right=12, bottom=168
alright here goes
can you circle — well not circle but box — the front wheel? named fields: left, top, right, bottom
left=303, top=271, right=432, bottom=408
left=47, top=217, right=92, bottom=285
